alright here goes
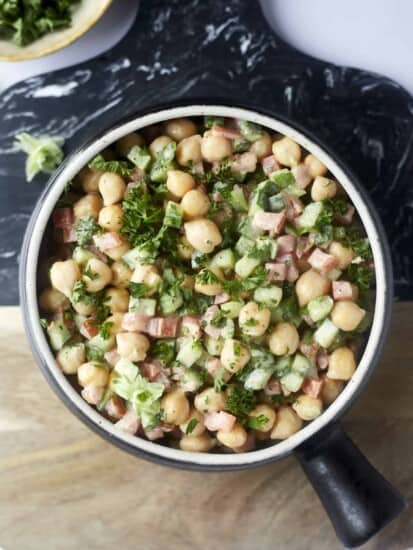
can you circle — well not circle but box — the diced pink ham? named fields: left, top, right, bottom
left=277, top=235, right=296, bottom=255
left=53, top=208, right=74, bottom=228
left=282, top=193, right=304, bottom=221
left=214, top=293, right=231, bottom=305
left=332, top=281, right=354, bottom=301
left=264, top=378, right=282, bottom=396
left=300, top=342, right=319, bottom=359
left=335, top=205, right=355, bottom=225
left=180, top=316, right=202, bottom=338
left=144, top=426, right=165, bottom=441
left=81, top=384, right=104, bottom=405
left=317, top=350, right=330, bottom=370
left=234, top=432, right=256, bottom=453
left=121, top=313, right=151, bottom=333
left=292, top=164, right=312, bottom=189
left=265, top=262, right=287, bottom=282
left=93, top=232, right=124, bottom=252
left=140, top=361, right=162, bottom=381
left=302, top=378, right=324, bottom=398
left=62, top=226, right=77, bottom=243
left=231, top=151, right=257, bottom=174
left=105, top=396, right=126, bottom=420
left=153, top=370, right=172, bottom=389
left=262, top=155, right=280, bottom=175
left=202, top=305, right=222, bottom=339
left=253, top=210, right=286, bottom=234
left=80, top=319, right=99, bottom=340
left=204, top=411, right=236, bottom=433
left=296, top=235, right=315, bottom=259
left=104, top=349, right=120, bottom=368
left=211, top=124, right=242, bottom=140
left=308, top=248, right=339, bottom=274
left=147, top=317, right=179, bottom=338
left=115, top=409, right=140, bottom=435
left=86, top=244, right=108, bottom=263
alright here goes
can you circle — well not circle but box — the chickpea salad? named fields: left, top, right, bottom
left=39, top=115, right=374, bottom=453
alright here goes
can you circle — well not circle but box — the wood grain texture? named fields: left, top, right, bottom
left=0, top=305, right=412, bottom=550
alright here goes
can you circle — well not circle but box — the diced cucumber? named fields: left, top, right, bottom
left=296, top=201, right=323, bottom=229
left=115, top=357, right=138, bottom=378
left=233, top=138, right=250, bottom=153
left=72, top=246, right=95, bottom=266
left=210, top=248, right=236, bottom=271
left=85, top=342, right=104, bottom=362
left=283, top=184, right=306, bottom=198
left=238, top=215, right=264, bottom=238
left=314, top=318, right=339, bottom=348
left=163, top=201, right=183, bottom=229
left=308, top=296, right=334, bottom=322
left=250, top=346, right=276, bottom=369
left=88, top=332, right=116, bottom=353
left=123, top=245, right=154, bottom=268
left=180, top=368, right=205, bottom=392
left=160, top=290, right=183, bottom=314
left=238, top=120, right=263, bottom=142
left=244, top=367, right=273, bottom=391
left=127, top=145, right=151, bottom=170
left=251, top=236, right=277, bottom=261
left=47, top=321, right=71, bottom=351
left=274, top=356, right=292, bottom=377
left=221, top=319, right=235, bottom=339
left=268, top=193, right=285, bottom=212
left=269, top=169, right=295, bottom=189
left=220, top=300, right=244, bottom=319
left=235, top=236, right=254, bottom=257
left=205, top=336, right=224, bottom=356
left=254, top=286, right=283, bottom=308
left=248, top=180, right=277, bottom=215
left=280, top=371, right=304, bottom=392
left=230, top=186, right=248, bottom=212
left=191, top=250, right=209, bottom=269
left=291, top=353, right=312, bottom=376
left=204, top=116, right=224, bottom=128
left=176, top=338, right=204, bottom=367
left=129, top=297, right=157, bottom=316
left=235, top=255, right=261, bottom=278
left=327, top=268, right=342, bottom=281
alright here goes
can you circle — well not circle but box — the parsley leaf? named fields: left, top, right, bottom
left=247, top=414, right=269, bottom=430
left=345, top=264, right=374, bottom=290
left=129, top=282, right=148, bottom=299
left=89, top=154, right=133, bottom=176
left=75, top=216, right=99, bottom=246
left=185, top=418, right=199, bottom=435
left=99, top=321, right=113, bottom=340
left=226, top=384, right=257, bottom=424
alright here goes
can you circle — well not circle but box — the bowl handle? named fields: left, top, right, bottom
left=294, top=423, right=406, bottom=547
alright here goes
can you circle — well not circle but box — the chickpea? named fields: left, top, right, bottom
left=73, top=193, right=102, bottom=220
left=166, top=170, right=195, bottom=199
left=239, top=301, right=271, bottom=337
left=98, top=204, right=124, bottom=232
left=116, top=332, right=150, bottom=362
left=176, top=134, right=202, bottom=166
left=131, top=264, right=161, bottom=296
left=99, top=172, right=126, bottom=206
left=111, top=261, right=133, bottom=288
left=293, top=395, right=323, bottom=421
left=194, top=267, right=223, bottom=296
left=106, top=313, right=124, bottom=335
left=72, top=299, right=95, bottom=316
left=50, top=259, right=81, bottom=298
left=181, top=188, right=211, bottom=220
left=327, top=346, right=356, bottom=380
left=78, top=362, right=109, bottom=388
left=179, top=408, right=205, bottom=437
left=184, top=218, right=222, bottom=254
left=78, top=167, right=101, bottom=193
left=149, top=135, right=173, bottom=158
left=201, top=130, right=232, bottom=163
left=161, top=389, right=190, bottom=425
left=304, top=154, right=327, bottom=178
left=105, top=287, right=129, bottom=313
left=39, top=287, right=69, bottom=312
left=194, top=388, right=227, bottom=413
left=268, top=322, right=299, bottom=356
left=311, top=176, right=337, bottom=202
left=104, top=241, right=130, bottom=261
left=331, top=300, right=366, bottom=331
left=56, top=343, right=85, bottom=375
left=81, top=384, right=105, bottom=405
left=165, top=118, right=197, bottom=142
left=321, top=377, right=344, bottom=404
left=272, top=136, right=301, bottom=167
left=221, top=339, right=251, bottom=373
left=270, top=406, right=303, bottom=440
left=295, top=269, right=331, bottom=307
left=115, top=132, right=144, bottom=157
left=177, top=236, right=194, bottom=260
left=180, top=433, right=213, bottom=452
left=217, top=423, right=247, bottom=449
left=83, top=258, right=112, bottom=292
left=249, top=404, right=276, bottom=432
left=249, top=131, right=272, bottom=159
left=328, top=241, right=354, bottom=270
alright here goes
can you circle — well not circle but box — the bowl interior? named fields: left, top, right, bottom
left=22, top=104, right=392, bottom=470
left=0, top=0, right=112, bottom=61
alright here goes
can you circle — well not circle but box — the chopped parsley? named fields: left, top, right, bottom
left=71, top=280, right=110, bottom=323
left=247, top=414, right=269, bottom=430
left=83, top=267, right=99, bottom=281
left=89, top=154, right=133, bottom=176
left=226, top=384, right=257, bottom=424
left=99, top=321, right=114, bottom=340
left=129, top=282, right=148, bottom=299
left=75, top=216, right=99, bottom=247
left=185, top=418, right=199, bottom=435
left=345, top=264, right=374, bottom=290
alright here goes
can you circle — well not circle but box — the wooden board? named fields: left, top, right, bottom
left=0, top=305, right=412, bottom=550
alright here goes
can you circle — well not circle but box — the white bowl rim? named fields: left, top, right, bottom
left=22, top=104, right=392, bottom=468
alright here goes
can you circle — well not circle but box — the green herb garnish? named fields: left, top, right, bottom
left=89, top=154, right=133, bottom=176
left=185, top=418, right=199, bottom=435
left=14, top=132, right=64, bottom=182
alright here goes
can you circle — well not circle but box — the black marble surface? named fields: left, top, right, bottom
left=0, top=0, right=412, bottom=305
